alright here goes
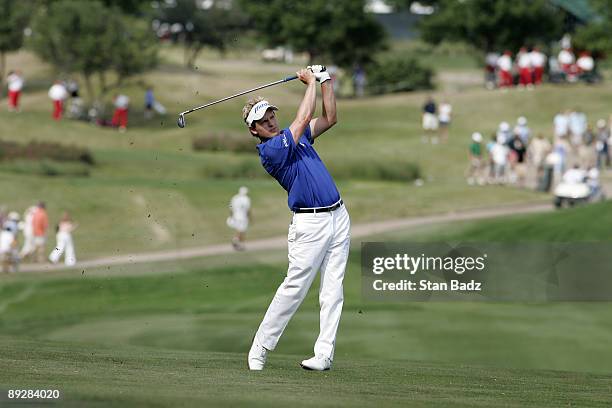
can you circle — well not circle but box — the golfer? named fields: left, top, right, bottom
left=245, top=66, right=350, bottom=371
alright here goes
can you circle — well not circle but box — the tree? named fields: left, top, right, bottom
left=0, top=0, right=31, bottom=95
left=39, top=0, right=151, bottom=16
left=573, top=0, right=612, bottom=59
left=240, top=0, right=387, bottom=67
left=155, top=0, right=249, bottom=69
left=29, top=0, right=158, bottom=100
left=418, top=0, right=563, bottom=52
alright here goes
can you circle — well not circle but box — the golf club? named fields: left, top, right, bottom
left=177, top=74, right=298, bottom=128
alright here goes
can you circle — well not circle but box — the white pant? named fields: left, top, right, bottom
left=49, top=232, right=76, bottom=266
left=255, top=204, right=350, bottom=360
left=20, top=232, right=35, bottom=257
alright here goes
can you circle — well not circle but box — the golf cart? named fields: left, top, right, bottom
left=553, top=168, right=606, bottom=208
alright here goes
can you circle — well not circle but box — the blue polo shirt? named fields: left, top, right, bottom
left=256, top=126, right=340, bottom=211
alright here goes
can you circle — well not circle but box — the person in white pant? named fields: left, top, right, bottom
left=49, top=212, right=77, bottom=266
left=243, top=66, right=349, bottom=371
left=19, top=206, right=36, bottom=259
left=226, top=186, right=251, bottom=250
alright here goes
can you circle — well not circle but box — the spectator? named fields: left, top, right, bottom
left=3, top=212, right=20, bottom=235
left=558, top=47, right=577, bottom=81
left=48, top=81, right=68, bottom=120
left=509, top=136, right=527, bottom=187
left=7, top=70, right=24, bottom=112
left=569, top=109, right=587, bottom=146
left=49, top=212, right=77, bottom=266
left=144, top=87, right=155, bottom=119
left=490, top=139, right=509, bottom=184
left=529, top=47, right=547, bottom=85
left=514, top=116, right=531, bottom=145
left=496, top=121, right=511, bottom=145
left=516, top=47, right=533, bottom=89
left=226, top=186, right=251, bottom=251
left=486, top=134, right=497, bottom=182
left=66, top=78, right=79, bottom=98
left=438, top=100, right=452, bottom=142
left=553, top=110, right=570, bottom=139
left=65, top=79, right=84, bottom=119
left=111, top=94, right=130, bottom=132
left=587, top=166, right=601, bottom=198
left=595, top=119, right=610, bottom=169
left=352, top=65, right=366, bottom=98
left=528, top=133, right=552, bottom=187
left=552, top=138, right=570, bottom=184
left=0, top=212, right=20, bottom=273
left=580, top=124, right=596, bottom=166
left=0, top=225, right=18, bottom=273
left=466, top=132, right=484, bottom=185
left=19, top=205, right=37, bottom=260
left=32, top=202, right=49, bottom=263
left=497, top=51, right=513, bottom=89
left=422, top=96, right=438, bottom=144
left=484, top=52, right=499, bottom=89
left=576, top=51, right=595, bottom=80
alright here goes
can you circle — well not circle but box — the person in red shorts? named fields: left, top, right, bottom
left=111, top=94, right=130, bottom=132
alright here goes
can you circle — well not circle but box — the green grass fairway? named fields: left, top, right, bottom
left=3, top=201, right=612, bottom=406
left=2, top=336, right=611, bottom=407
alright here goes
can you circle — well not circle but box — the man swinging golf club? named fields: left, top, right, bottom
left=245, top=66, right=350, bottom=371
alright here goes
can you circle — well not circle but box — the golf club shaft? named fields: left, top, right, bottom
left=181, top=75, right=298, bottom=116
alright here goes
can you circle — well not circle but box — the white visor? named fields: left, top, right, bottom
left=245, top=100, right=278, bottom=127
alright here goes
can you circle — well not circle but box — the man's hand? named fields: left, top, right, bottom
left=297, top=68, right=316, bottom=85
left=307, top=65, right=331, bottom=83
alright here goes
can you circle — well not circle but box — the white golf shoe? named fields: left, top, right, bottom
left=248, top=337, right=268, bottom=370
left=300, top=355, right=332, bottom=371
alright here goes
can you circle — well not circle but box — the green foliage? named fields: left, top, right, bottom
left=192, top=133, right=257, bottom=153
left=0, top=0, right=31, bottom=53
left=28, top=0, right=158, bottom=99
left=101, top=0, right=149, bottom=15
left=0, top=159, right=91, bottom=177
left=0, top=0, right=32, bottom=91
left=200, top=154, right=421, bottom=182
left=240, top=0, right=387, bottom=67
left=155, top=0, right=248, bottom=68
left=573, top=22, right=612, bottom=59
left=0, top=139, right=95, bottom=165
left=106, top=15, right=158, bottom=80
left=419, top=0, right=563, bottom=52
left=367, top=55, right=433, bottom=94
left=573, top=0, right=612, bottom=60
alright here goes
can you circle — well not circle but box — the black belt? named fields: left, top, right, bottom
left=295, top=200, right=343, bottom=214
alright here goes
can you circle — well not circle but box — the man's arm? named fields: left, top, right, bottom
left=289, top=69, right=317, bottom=145
left=309, top=67, right=337, bottom=139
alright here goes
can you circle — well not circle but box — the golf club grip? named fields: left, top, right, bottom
left=284, top=75, right=298, bottom=82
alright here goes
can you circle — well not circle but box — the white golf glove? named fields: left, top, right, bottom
left=307, top=65, right=331, bottom=83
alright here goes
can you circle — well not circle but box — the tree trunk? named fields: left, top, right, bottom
left=84, top=74, right=95, bottom=102
left=98, top=72, right=107, bottom=97
left=0, top=52, right=5, bottom=99
left=187, top=45, right=203, bottom=70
